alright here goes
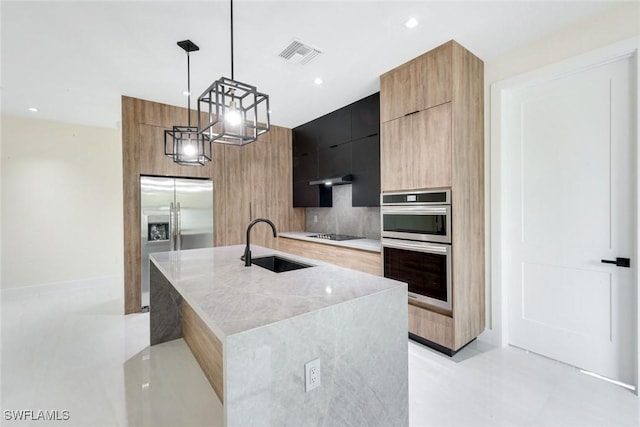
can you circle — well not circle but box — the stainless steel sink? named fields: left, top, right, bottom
left=251, top=255, right=313, bottom=273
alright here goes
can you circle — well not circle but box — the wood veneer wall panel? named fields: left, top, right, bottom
left=182, top=300, right=224, bottom=403
left=277, top=237, right=381, bottom=276
left=247, top=130, right=276, bottom=249
left=122, top=97, right=141, bottom=314
left=450, top=42, right=485, bottom=349
left=211, top=142, right=227, bottom=248
left=246, top=126, right=305, bottom=249
left=222, top=145, right=249, bottom=246
left=123, top=96, right=304, bottom=314
left=278, top=128, right=306, bottom=235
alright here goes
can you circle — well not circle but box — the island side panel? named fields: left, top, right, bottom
left=183, top=300, right=225, bottom=403
left=223, top=285, right=408, bottom=427
left=150, top=262, right=183, bottom=345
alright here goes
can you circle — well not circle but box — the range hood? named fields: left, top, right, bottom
left=309, top=174, right=353, bottom=186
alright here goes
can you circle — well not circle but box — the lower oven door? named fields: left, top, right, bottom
left=382, top=238, right=452, bottom=312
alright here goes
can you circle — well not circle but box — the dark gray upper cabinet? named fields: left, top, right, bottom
left=351, top=93, right=380, bottom=141
left=316, top=108, right=351, bottom=148
left=292, top=122, right=318, bottom=182
left=319, top=142, right=351, bottom=178
left=351, top=135, right=380, bottom=207
left=292, top=92, right=380, bottom=207
left=293, top=180, right=332, bottom=208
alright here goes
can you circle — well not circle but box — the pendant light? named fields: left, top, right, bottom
left=165, top=40, right=212, bottom=166
left=197, top=0, right=270, bottom=146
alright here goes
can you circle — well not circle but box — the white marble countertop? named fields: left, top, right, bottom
left=150, top=245, right=404, bottom=340
left=278, top=231, right=381, bottom=253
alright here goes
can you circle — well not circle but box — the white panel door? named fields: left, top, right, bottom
left=503, top=55, right=636, bottom=385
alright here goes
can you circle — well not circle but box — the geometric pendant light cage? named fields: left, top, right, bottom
left=165, top=40, right=212, bottom=166
left=197, top=0, right=270, bottom=146
left=164, top=124, right=212, bottom=166
left=198, top=77, right=270, bottom=146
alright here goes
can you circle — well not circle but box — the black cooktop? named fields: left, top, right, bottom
left=307, top=233, right=362, bottom=241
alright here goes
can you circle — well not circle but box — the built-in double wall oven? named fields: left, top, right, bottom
left=381, top=189, right=452, bottom=312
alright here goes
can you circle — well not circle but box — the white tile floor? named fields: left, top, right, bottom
left=1, top=279, right=639, bottom=426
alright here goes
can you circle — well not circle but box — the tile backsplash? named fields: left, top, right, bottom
left=305, top=185, right=380, bottom=239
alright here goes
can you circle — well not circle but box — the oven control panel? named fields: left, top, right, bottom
left=381, top=189, right=450, bottom=205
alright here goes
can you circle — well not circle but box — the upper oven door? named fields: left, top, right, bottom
left=381, top=205, right=451, bottom=243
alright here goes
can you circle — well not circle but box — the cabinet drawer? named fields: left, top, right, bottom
left=408, top=302, right=454, bottom=350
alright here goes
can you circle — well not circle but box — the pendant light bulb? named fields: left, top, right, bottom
left=226, top=103, right=241, bottom=126
left=226, top=89, right=241, bottom=126
left=183, top=142, right=196, bottom=156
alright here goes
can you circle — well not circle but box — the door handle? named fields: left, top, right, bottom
left=601, top=257, right=631, bottom=268
left=169, top=202, right=175, bottom=251
left=176, top=202, right=182, bottom=252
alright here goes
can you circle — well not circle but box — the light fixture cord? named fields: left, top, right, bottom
left=187, top=50, right=192, bottom=127
left=230, top=0, right=234, bottom=80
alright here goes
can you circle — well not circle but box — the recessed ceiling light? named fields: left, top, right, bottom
left=183, top=91, right=190, bottom=96
left=28, top=107, right=38, bottom=112
left=404, top=17, right=419, bottom=29
left=314, top=77, right=323, bottom=85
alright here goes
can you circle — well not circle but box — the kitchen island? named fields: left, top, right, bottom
left=149, top=244, right=408, bottom=427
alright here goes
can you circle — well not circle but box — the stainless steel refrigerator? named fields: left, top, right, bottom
left=140, top=176, right=213, bottom=310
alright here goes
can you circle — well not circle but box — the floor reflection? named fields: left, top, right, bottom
left=1, top=280, right=222, bottom=427
left=123, top=340, right=223, bottom=427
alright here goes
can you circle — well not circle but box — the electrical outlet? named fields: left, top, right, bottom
left=305, top=358, right=321, bottom=392
left=313, top=215, right=318, bottom=223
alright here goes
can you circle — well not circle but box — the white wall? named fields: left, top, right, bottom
left=481, top=2, right=640, bottom=344
left=0, top=116, right=123, bottom=289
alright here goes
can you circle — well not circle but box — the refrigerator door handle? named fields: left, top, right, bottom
left=169, top=202, right=175, bottom=251
left=176, top=202, right=182, bottom=252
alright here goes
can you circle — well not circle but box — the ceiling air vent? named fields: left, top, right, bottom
left=278, top=39, right=322, bottom=65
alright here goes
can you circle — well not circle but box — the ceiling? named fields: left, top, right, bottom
left=0, top=1, right=624, bottom=130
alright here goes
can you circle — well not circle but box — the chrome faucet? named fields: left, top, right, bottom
left=242, top=218, right=277, bottom=267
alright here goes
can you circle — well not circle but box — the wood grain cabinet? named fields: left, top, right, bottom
left=380, top=103, right=452, bottom=192
left=379, top=40, right=484, bottom=353
left=380, top=41, right=452, bottom=123
left=277, top=237, right=381, bottom=277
